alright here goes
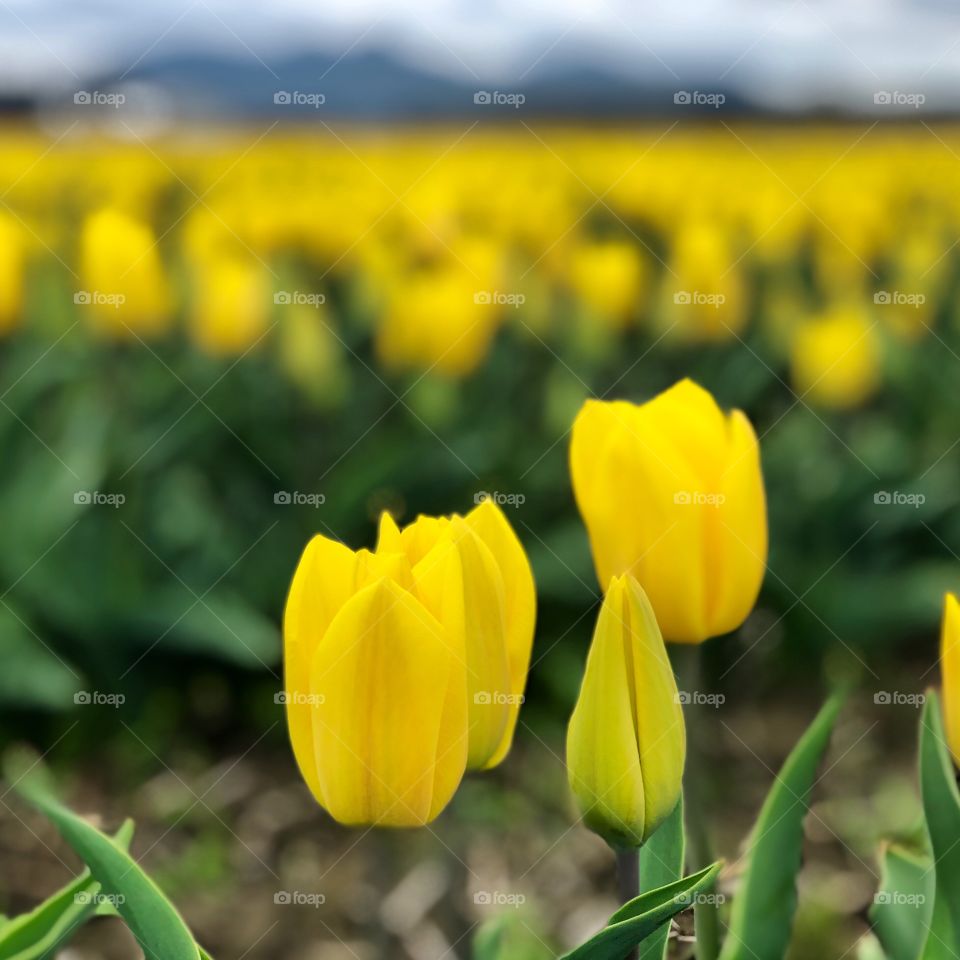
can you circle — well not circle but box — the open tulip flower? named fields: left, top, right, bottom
left=567, top=574, right=685, bottom=847
left=570, top=378, right=767, bottom=644
left=283, top=499, right=535, bottom=826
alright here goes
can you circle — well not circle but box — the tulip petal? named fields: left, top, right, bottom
left=375, top=511, right=404, bottom=554
left=708, top=409, right=767, bottom=635
left=310, top=578, right=466, bottom=826
left=464, top=499, right=536, bottom=768
left=283, top=535, right=360, bottom=805
left=621, top=577, right=686, bottom=836
left=941, top=593, right=960, bottom=768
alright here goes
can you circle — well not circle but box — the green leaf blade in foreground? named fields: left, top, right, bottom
left=637, top=797, right=685, bottom=960
left=10, top=767, right=200, bottom=960
left=717, top=693, right=844, bottom=960
left=869, top=842, right=933, bottom=960
left=919, top=690, right=960, bottom=960
left=0, top=820, right=133, bottom=960
left=560, top=862, right=721, bottom=960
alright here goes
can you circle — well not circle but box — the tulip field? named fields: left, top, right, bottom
left=2, top=121, right=960, bottom=960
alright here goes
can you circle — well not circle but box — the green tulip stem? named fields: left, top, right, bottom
left=615, top=846, right=640, bottom=960
left=675, top=644, right=721, bottom=960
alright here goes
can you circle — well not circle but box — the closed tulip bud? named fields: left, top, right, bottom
left=940, top=593, right=960, bottom=768
left=283, top=500, right=535, bottom=827
left=570, top=379, right=767, bottom=644
left=567, top=575, right=685, bottom=847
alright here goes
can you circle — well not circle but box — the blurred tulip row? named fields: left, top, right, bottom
left=1, top=125, right=959, bottom=408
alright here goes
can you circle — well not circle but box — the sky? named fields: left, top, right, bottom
left=1, top=0, right=958, bottom=113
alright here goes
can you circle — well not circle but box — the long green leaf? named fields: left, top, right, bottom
left=718, top=693, right=843, bottom=960
left=0, top=820, right=133, bottom=960
left=10, top=765, right=200, bottom=960
left=919, top=691, right=960, bottom=960
left=637, top=797, right=685, bottom=960
left=870, top=842, right=933, bottom=960
left=560, top=862, right=721, bottom=960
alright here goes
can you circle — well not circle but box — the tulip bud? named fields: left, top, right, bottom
left=567, top=575, right=685, bottom=847
left=570, top=378, right=767, bottom=644
left=940, top=592, right=960, bottom=768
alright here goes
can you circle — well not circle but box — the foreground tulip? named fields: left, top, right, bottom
left=940, top=592, right=960, bottom=768
left=570, top=379, right=767, bottom=644
left=284, top=500, right=535, bottom=826
left=567, top=575, right=685, bottom=847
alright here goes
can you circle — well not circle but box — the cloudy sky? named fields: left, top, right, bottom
left=1, top=0, right=958, bottom=112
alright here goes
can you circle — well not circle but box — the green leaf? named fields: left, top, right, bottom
left=9, top=761, right=201, bottom=960
left=869, top=842, right=933, bottom=960
left=919, top=690, right=960, bottom=960
left=559, top=862, right=722, bottom=960
left=472, top=913, right=553, bottom=960
left=637, top=797, right=685, bottom=960
left=718, top=693, right=844, bottom=960
left=0, top=603, right=82, bottom=711
left=0, top=820, right=133, bottom=960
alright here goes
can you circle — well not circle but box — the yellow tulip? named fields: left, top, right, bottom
left=567, top=575, right=685, bottom=847
left=940, top=593, right=960, bottom=768
left=570, top=379, right=767, bottom=643
left=190, top=254, right=270, bottom=356
left=790, top=308, right=879, bottom=410
left=0, top=214, right=23, bottom=333
left=569, top=239, right=646, bottom=328
left=78, top=208, right=172, bottom=337
left=283, top=500, right=535, bottom=826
